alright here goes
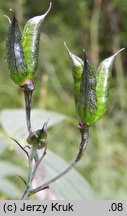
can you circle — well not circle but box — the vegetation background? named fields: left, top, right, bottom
left=0, top=0, right=127, bottom=199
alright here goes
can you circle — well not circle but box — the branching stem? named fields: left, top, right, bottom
left=20, top=78, right=89, bottom=200
left=28, top=125, right=89, bottom=197
left=20, top=79, right=35, bottom=199
left=21, top=146, right=36, bottom=200
left=31, top=145, right=47, bottom=181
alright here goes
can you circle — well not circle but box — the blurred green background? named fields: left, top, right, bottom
left=0, top=0, right=127, bottom=199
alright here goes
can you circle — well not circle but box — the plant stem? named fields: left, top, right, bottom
left=28, top=125, right=89, bottom=197
left=20, top=79, right=34, bottom=134
left=24, top=91, right=32, bottom=133
left=31, top=146, right=47, bottom=181
left=20, top=78, right=88, bottom=199
left=21, top=146, right=36, bottom=200
left=20, top=79, right=36, bottom=199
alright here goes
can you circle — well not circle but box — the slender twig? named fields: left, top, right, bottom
left=31, top=145, right=47, bottom=181
left=23, top=91, right=33, bottom=133
left=16, top=175, right=27, bottom=186
left=21, top=146, right=36, bottom=200
left=21, top=146, right=47, bottom=199
left=21, top=185, right=29, bottom=200
left=28, top=125, right=89, bottom=197
left=11, top=137, right=29, bottom=158
left=34, top=150, right=39, bottom=163
left=27, top=147, right=36, bottom=185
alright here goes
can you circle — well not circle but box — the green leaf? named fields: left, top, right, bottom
left=22, top=3, right=52, bottom=77
left=0, top=109, right=66, bottom=140
left=0, top=137, right=10, bottom=153
left=0, top=160, right=25, bottom=177
left=0, top=109, right=95, bottom=199
left=0, top=129, right=95, bottom=199
left=37, top=150, right=96, bottom=200
left=0, top=137, right=26, bottom=198
left=0, top=160, right=26, bottom=199
left=0, top=179, right=22, bottom=198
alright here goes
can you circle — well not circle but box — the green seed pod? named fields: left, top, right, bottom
left=64, top=42, right=84, bottom=108
left=65, top=44, right=124, bottom=126
left=6, top=11, right=28, bottom=85
left=93, top=48, right=125, bottom=124
left=78, top=54, right=97, bottom=125
left=22, top=3, right=52, bottom=78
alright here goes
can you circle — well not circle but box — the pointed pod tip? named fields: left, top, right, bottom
left=64, top=42, right=76, bottom=60
left=3, top=15, right=11, bottom=24
left=64, top=43, right=83, bottom=67
left=64, top=41, right=70, bottom=53
left=4, top=8, right=16, bottom=24
left=99, top=48, right=125, bottom=69
left=9, top=8, right=16, bottom=20
left=27, top=2, right=52, bottom=24
left=44, top=2, right=52, bottom=16
left=83, top=49, right=87, bottom=63
left=49, top=2, right=53, bottom=8
left=120, top=47, right=125, bottom=51
left=9, top=8, right=14, bottom=15
left=82, top=49, right=86, bottom=57
left=83, top=48, right=85, bottom=53
left=64, top=42, right=73, bottom=57
left=64, top=42, right=74, bottom=58
left=64, top=41, right=67, bottom=47
left=113, top=48, right=125, bottom=58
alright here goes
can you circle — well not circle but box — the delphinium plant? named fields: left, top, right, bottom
left=5, top=2, right=124, bottom=200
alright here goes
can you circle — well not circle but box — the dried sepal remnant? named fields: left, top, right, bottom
left=27, top=123, right=47, bottom=150
left=22, top=2, right=52, bottom=77
left=65, top=44, right=124, bottom=126
left=6, top=11, right=28, bottom=85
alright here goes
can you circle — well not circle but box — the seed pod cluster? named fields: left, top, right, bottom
left=65, top=43, right=124, bottom=126
left=6, top=3, right=52, bottom=85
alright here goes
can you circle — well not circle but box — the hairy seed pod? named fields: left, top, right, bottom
left=6, top=11, right=28, bottom=85
left=22, top=3, right=52, bottom=77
